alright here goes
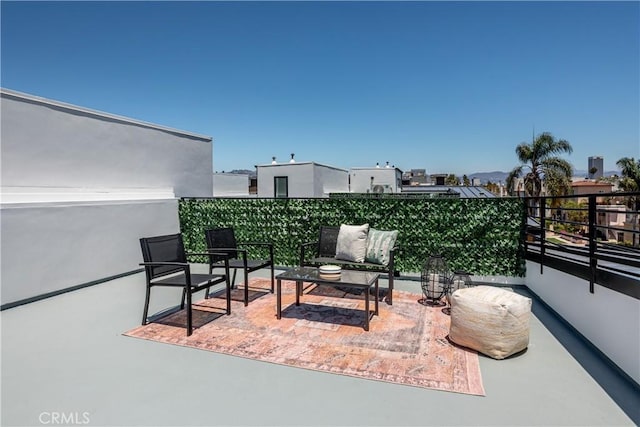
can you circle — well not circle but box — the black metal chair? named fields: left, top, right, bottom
left=139, top=233, right=231, bottom=336
left=204, top=228, right=274, bottom=306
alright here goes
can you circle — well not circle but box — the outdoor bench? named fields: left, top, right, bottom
left=299, top=225, right=398, bottom=304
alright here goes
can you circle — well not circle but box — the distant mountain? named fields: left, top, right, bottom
left=467, top=171, right=509, bottom=184
left=573, top=169, right=621, bottom=178
left=467, top=169, right=622, bottom=184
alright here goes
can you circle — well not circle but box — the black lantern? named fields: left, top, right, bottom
left=443, top=270, right=474, bottom=315
left=420, top=255, right=450, bottom=306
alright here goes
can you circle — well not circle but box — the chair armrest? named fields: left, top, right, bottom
left=300, top=241, right=319, bottom=266
left=140, top=261, right=191, bottom=282
left=238, top=242, right=272, bottom=247
left=139, top=261, right=188, bottom=267
left=206, top=247, right=248, bottom=264
left=186, top=251, right=231, bottom=266
left=186, top=251, right=231, bottom=258
left=387, top=246, right=400, bottom=272
left=205, top=247, right=246, bottom=254
left=238, top=242, right=274, bottom=262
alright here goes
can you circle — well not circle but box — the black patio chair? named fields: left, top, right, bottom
left=205, top=227, right=274, bottom=306
left=139, top=233, right=231, bottom=336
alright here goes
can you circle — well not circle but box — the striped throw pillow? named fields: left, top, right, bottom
left=365, top=228, right=398, bottom=266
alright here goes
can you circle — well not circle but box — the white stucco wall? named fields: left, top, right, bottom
left=257, top=162, right=348, bottom=198
left=213, top=173, right=250, bottom=197
left=1, top=89, right=213, bottom=197
left=1, top=199, right=180, bottom=306
left=525, top=261, right=640, bottom=384
left=0, top=89, right=215, bottom=306
left=314, top=165, right=349, bottom=196
left=350, top=167, right=403, bottom=193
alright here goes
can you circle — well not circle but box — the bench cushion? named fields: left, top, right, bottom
left=365, top=228, right=398, bottom=266
left=335, top=224, right=369, bottom=263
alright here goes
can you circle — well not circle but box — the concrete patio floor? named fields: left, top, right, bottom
left=1, top=266, right=637, bottom=426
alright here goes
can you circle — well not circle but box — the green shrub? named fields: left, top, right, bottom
left=179, top=197, right=526, bottom=276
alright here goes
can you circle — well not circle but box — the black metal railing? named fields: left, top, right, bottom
left=523, top=192, right=640, bottom=299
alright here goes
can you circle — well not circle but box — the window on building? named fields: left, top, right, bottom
left=274, top=176, right=288, bottom=198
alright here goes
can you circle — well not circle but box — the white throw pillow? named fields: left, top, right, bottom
left=335, top=224, right=369, bottom=263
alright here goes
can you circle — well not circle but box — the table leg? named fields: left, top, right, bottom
left=364, top=285, right=370, bottom=331
left=277, top=278, right=282, bottom=319
left=295, top=280, right=301, bottom=306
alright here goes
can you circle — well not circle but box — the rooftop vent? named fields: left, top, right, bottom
left=271, top=156, right=277, bottom=164
left=290, top=153, right=295, bottom=163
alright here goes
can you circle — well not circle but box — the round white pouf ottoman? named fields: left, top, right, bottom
left=449, top=285, right=532, bottom=360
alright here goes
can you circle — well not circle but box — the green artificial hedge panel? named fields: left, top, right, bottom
left=179, top=197, right=526, bottom=276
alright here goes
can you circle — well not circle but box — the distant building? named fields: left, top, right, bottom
left=401, top=185, right=496, bottom=198
left=571, top=180, right=613, bottom=203
left=213, top=173, right=251, bottom=197
left=596, top=204, right=628, bottom=242
left=403, top=169, right=428, bottom=185
left=431, top=174, right=447, bottom=186
left=256, top=156, right=348, bottom=198
left=349, top=163, right=403, bottom=194
left=588, top=156, right=604, bottom=180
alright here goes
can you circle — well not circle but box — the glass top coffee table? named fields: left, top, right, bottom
left=276, top=267, right=379, bottom=331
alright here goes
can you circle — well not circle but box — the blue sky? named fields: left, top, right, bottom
left=2, top=1, right=638, bottom=176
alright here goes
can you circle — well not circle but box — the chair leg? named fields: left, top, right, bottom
left=270, top=264, right=274, bottom=293
left=387, top=274, right=394, bottom=305
left=205, top=263, right=213, bottom=299
left=224, top=262, right=231, bottom=315
left=142, top=285, right=151, bottom=325
left=225, top=278, right=231, bottom=315
left=243, top=268, right=249, bottom=307
left=180, top=287, right=187, bottom=309
left=186, top=287, right=193, bottom=336
left=231, top=269, right=238, bottom=289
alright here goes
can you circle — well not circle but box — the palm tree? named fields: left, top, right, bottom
left=544, top=168, right=573, bottom=210
left=616, top=157, right=640, bottom=192
left=506, top=132, right=573, bottom=199
left=616, top=157, right=640, bottom=247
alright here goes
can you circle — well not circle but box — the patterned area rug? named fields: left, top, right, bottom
left=124, top=278, right=485, bottom=396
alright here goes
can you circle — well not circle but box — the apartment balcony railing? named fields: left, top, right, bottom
left=523, top=192, right=640, bottom=300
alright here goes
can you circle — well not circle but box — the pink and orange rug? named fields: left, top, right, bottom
left=124, top=278, right=485, bottom=396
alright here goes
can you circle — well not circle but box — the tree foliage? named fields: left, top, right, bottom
left=506, top=132, right=573, bottom=199
left=616, top=157, right=640, bottom=247
left=616, top=157, right=640, bottom=192
left=445, top=174, right=460, bottom=185
left=485, top=181, right=500, bottom=195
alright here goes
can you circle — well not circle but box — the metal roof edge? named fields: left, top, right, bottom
left=0, top=88, right=212, bottom=142
left=350, top=167, right=403, bottom=173
left=256, top=162, right=348, bottom=172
